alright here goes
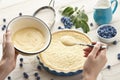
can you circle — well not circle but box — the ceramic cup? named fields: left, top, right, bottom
left=7, top=16, right=51, bottom=55
left=93, top=0, right=118, bottom=25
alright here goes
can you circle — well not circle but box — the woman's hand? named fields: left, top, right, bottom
left=82, top=42, right=107, bottom=80
left=0, top=30, right=18, bottom=80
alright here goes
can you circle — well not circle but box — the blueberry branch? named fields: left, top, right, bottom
left=61, top=6, right=90, bottom=33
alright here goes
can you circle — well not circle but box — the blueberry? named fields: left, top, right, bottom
left=65, top=25, right=71, bottom=29
left=107, top=65, right=111, bottom=69
left=3, top=18, right=6, bottom=22
left=90, top=23, right=93, bottom=27
left=118, top=56, right=120, bottom=60
left=61, top=17, right=73, bottom=29
left=19, top=63, right=23, bottom=67
left=23, top=72, right=29, bottom=79
left=70, top=21, right=73, bottom=24
left=8, top=76, right=11, bottom=80
left=1, top=27, right=5, bottom=31
left=66, top=19, right=70, bottom=24
left=37, top=65, right=42, bottom=70
left=1, top=25, right=6, bottom=31
left=61, top=17, right=65, bottom=23
left=64, top=22, right=68, bottom=26
left=3, top=25, right=6, bottom=28
left=118, top=53, right=120, bottom=56
left=36, top=76, right=40, bottom=80
left=20, top=58, right=23, bottom=62
left=19, top=13, right=22, bottom=16
left=112, top=40, right=117, bottom=45
left=117, top=53, right=120, bottom=60
left=58, top=26, right=62, bottom=29
left=34, top=72, right=39, bottom=77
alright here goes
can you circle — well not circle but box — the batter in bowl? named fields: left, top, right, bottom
left=12, top=27, right=45, bottom=53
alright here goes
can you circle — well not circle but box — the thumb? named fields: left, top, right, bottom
left=6, top=30, right=12, bottom=43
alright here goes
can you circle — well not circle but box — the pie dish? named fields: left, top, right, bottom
left=38, top=30, right=92, bottom=76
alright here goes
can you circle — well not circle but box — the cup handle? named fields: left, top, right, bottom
left=111, top=0, right=118, bottom=14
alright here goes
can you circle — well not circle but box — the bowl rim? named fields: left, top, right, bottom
left=53, top=29, right=92, bottom=42
left=97, top=24, right=117, bottom=40
left=7, top=15, right=52, bottom=55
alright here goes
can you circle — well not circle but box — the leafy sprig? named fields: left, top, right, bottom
left=62, top=6, right=90, bottom=33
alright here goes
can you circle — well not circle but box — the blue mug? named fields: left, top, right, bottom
left=93, top=0, right=118, bottom=25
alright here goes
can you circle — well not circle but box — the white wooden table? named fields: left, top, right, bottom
left=0, top=0, right=120, bottom=80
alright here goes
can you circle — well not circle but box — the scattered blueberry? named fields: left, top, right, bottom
left=3, top=18, right=6, bottom=22
left=107, top=65, right=111, bottom=69
left=3, top=25, right=6, bottom=28
left=61, top=17, right=73, bottom=29
left=1, top=25, right=6, bottom=31
left=23, top=72, right=29, bottom=79
left=37, top=65, right=42, bottom=70
left=97, top=25, right=117, bottom=39
left=117, top=53, right=120, bottom=60
left=36, top=76, right=40, bottom=80
left=20, top=58, right=23, bottom=62
left=2, top=27, right=5, bottom=31
left=19, top=63, right=23, bottom=67
left=112, top=40, right=117, bottom=45
left=90, top=23, right=93, bottom=27
left=8, top=76, right=11, bottom=80
left=58, top=26, right=62, bottom=29
left=118, top=53, right=120, bottom=56
left=19, top=13, right=22, bottom=16
left=34, top=72, right=39, bottom=77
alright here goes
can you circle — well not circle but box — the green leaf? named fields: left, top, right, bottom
left=68, top=10, right=74, bottom=16
left=75, top=19, right=81, bottom=28
left=70, top=15, right=76, bottom=24
left=62, top=7, right=74, bottom=16
left=77, top=11, right=88, bottom=22
left=80, top=20, right=90, bottom=33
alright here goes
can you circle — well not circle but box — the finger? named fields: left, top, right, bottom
left=83, top=47, right=92, bottom=52
left=84, top=54, right=88, bottom=57
left=15, top=52, right=18, bottom=60
left=6, top=30, right=12, bottom=43
left=84, top=54, right=87, bottom=57
left=15, top=50, right=19, bottom=54
left=97, top=49, right=107, bottom=60
left=92, top=42, right=96, bottom=45
left=89, top=42, right=101, bottom=57
left=84, top=51, right=89, bottom=55
left=83, top=42, right=96, bottom=52
left=2, top=34, right=6, bottom=48
left=101, top=43, right=107, bottom=47
left=84, top=52, right=90, bottom=57
left=98, top=43, right=107, bottom=56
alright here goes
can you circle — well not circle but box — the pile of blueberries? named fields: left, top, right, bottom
left=60, top=17, right=73, bottom=29
left=97, top=25, right=117, bottom=39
